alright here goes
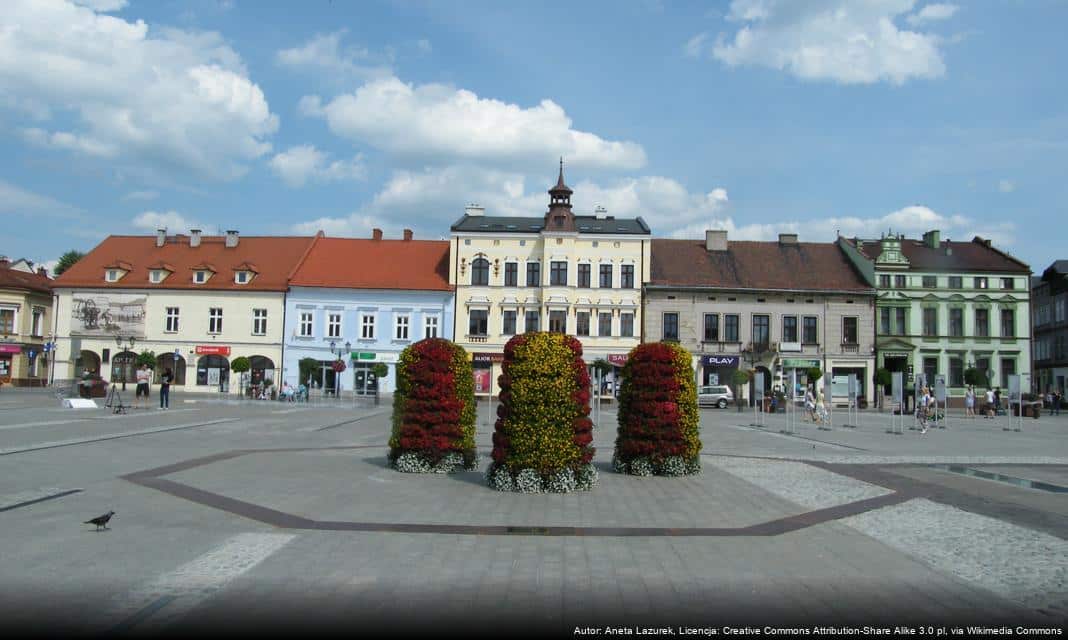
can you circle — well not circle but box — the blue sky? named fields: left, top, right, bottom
left=2, top=0, right=1065, bottom=274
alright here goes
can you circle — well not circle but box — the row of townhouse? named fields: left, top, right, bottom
left=45, top=167, right=1034, bottom=405
left=0, top=257, right=54, bottom=386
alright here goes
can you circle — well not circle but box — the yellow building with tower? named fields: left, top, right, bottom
left=449, top=164, right=652, bottom=395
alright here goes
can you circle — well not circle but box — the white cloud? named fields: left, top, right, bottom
left=276, top=31, right=392, bottom=80
left=0, top=179, right=86, bottom=221
left=998, top=179, right=1015, bottom=193
left=121, top=190, right=160, bottom=201
left=131, top=210, right=201, bottom=232
left=0, top=0, right=278, bottom=181
left=685, top=32, right=711, bottom=58
left=268, top=145, right=366, bottom=188
left=906, top=3, right=958, bottom=26
left=72, top=0, right=127, bottom=11
left=712, top=0, right=948, bottom=85
left=302, top=76, right=647, bottom=170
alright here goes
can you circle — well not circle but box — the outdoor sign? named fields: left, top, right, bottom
left=195, top=345, right=231, bottom=356
left=473, top=369, right=491, bottom=393
left=207, top=368, right=221, bottom=386
left=891, top=371, right=903, bottom=405
left=935, top=374, right=947, bottom=403
left=1008, top=374, right=1021, bottom=404
left=607, top=354, right=629, bottom=366
left=472, top=352, right=504, bottom=364
left=781, top=358, right=820, bottom=369
left=699, top=355, right=739, bottom=367
left=0, top=344, right=21, bottom=354
left=70, top=294, right=146, bottom=338
left=847, top=374, right=858, bottom=402
left=790, top=369, right=798, bottom=399
left=754, top=371, right=765, bottom=401
left=350, top=352, right=376, bottom=361
left=706, top=373, right=719, bottom=385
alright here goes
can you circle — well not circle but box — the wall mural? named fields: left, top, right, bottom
left=70, top=294, right=146, bottom=337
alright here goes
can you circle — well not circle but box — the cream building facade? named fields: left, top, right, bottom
left=449, top=167, right=651, bottom=395
left=51, top=231, right=316, bottom=394
left=0, top=258, right=53, bottom=386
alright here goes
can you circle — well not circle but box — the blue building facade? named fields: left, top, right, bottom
left=281, top=286, right=455, bottom=395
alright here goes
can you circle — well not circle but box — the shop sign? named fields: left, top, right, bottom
left=0, top=344, right=21, bottom=354
left=607, top=354, right=629, bottom=366
left=472, top=352, right=504, bottom=363
left=700, top=355, right=739, bottom=367
left=195, top=345, right=231, bottom=356
left=473, top=369, right=492, bottom=393
left=782, top=358, right=820, bottom=369
left=350, top=352, right=376, bottom=361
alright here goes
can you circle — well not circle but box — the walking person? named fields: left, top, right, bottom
left=804, top=387, right=817, bottom=422
left=135, top=363, right=151, bottom=409
left=159, top=367, right=172, bottom=409
left=965, top=385, right=976, bottom=419
left=917, top=386, right=931, bottom=433
left=985, top=388, right=995, bottom=418
left=1054, top=390, right=1062, bottom=416
left=994, top=387, right=1002, bottom=415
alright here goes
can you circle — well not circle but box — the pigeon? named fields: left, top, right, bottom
left=84, top=510, right=115, bottom=531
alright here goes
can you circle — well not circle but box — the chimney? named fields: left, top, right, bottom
left=0, top=256, right=9, bottom=268
left=372, top=228, right=383, bottom=241
left=225, top=229, right=239, bottom=248
left=923, top=229, right=940, bottom=249
left=190, top=229, right=202, bottom=247
left=594, top=205, right=607, bottom=219
left=778, top=233, right=799, bottom=245
left=403, top=229, right=413, bottom=241
left=464, top=203, right=485, bottom=217
left=156, top=228, right=166, bottom=247
left=705, top=229, right=728, bottom=252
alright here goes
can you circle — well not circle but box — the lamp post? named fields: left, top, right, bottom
left=114, top=334, right=136, bottom=391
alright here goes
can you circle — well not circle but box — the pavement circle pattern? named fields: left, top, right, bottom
left=121, top=445, right=919, bottom=537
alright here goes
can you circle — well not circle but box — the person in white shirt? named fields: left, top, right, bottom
left=985, top=388, right=995, bottom=418
left=965, top=385, right=976, bottom=419
left=135, top=364, right=151, bottom=408
left=917, top=387, right=931, bottom=433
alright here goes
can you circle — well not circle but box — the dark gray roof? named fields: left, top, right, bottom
left=1050, top=260, right=1068, bottom=275
left=450, top=215, right=650, bottom=235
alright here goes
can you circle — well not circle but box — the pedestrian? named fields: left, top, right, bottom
left=984, top=388, right=995, bottom=418
left=1055, top=390, right=1062, bottom=416
left=135, top=363, right=151, bottom=408
left=917, top=386, right=931, bottom=433
left=965, top=385, right=976, bottom=419
left=994, top=387, right=1002, bottom=415
left=804, top=387, right=817, bottom=422
left=159, top=367, right=172, bottom=409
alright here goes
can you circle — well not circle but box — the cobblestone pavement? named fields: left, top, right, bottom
left=1, top=388, right=1066, bottom=635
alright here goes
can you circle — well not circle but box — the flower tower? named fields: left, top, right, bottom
left=487, top=332, right=597, bottom=492
left=388, top=338, right=477, bottom=473
left=613, top=342, right=701, bottom=476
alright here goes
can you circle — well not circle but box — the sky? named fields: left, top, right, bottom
left=2, top=0, right=1065, bottom=275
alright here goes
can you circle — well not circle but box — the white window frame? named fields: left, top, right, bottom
left=105, top=269, right=121, bottom=282
left=150, top=270, right=167, bottom=283
left=394, top=314, right=410, bottom=341
left=620, top=312, right=634, bottom=338
left=252, top=308, right=268, bottom=336
left=235, top=271, right=250, bottom=284
left=31, top=308, right=44, bottom=337
left=598, top=312, right=613, bottom=337
left=0, top=305, right=18, bottom=335
left=208, top=307, right=223, bottom=334
left=298, top=311, right=313, bottom=337
left=361, top=313, right=375, bottom=340
left=327, top=312, right=342, bottom=338
left=165, top=307, right=180, bottom=333
left=194, top=271, right=209, bottom=284
left=424, top=315, right=439, bottom=339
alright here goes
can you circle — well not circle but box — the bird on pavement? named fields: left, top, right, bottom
left=84, top=510, right=115, bottom=530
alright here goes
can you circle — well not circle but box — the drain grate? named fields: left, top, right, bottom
left=932, top=465, right=1068, bottom=493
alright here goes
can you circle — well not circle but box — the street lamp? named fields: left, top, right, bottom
left=114, top=334, right=136, bottom=391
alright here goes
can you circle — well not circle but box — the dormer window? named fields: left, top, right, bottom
left=150, top=270, right=168, bottom=283
left=194, top=271, right=209, bottom=284
left=105, top=269, right=122, bottom=282
left=235, top=271, right=250, bottom=284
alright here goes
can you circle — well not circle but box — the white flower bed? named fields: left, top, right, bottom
left=486, top=463, right=598, bottom=493
left=390, top=451, right=479, bottom=474
left=612, top=454, right=701, bottom=477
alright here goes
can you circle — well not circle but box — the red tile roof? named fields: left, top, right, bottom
left=651, top=239, right=873, bottom=292
left=53, top=234, right=318, bottom=291
left=843, top=236, right=1030, bottom=273
left=0, top=265, right=52, bottom=294
left=289, top=237, right=451, bottom=291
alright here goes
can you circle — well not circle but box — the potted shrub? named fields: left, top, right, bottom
left=487, top=332, right=596, bottom=493
left=731, top=369, right=751, bottom=412
left=231, top=356, right=251, bottom=396
left=388, top=339, right=477, bottom=473
left=613, top=342, right=701, bottom=476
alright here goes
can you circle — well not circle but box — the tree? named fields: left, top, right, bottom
left=964, top=367, right=986, bottom=387
left=298, top=357, right=319, bottom=386
left=806, top=367, right=823, bottom=387
left=732, top=369, right=751, bottom=412
left=136, top=350, right=156, bottom=368
left=230, top=356, right=251, bottom=374
left=53, top=250, right=85, bottom=276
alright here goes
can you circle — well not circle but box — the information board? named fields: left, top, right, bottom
left=935, top=374, right=947, bottom=403
left=891, top=371, right=903, bottom=405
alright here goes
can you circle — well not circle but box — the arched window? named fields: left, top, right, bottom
left=156, top=353, right=187, bottom=386
left=471, top=257, right=490, bottom=286
left=249, top=355, right=276, bottom=385
left=196, top=355, right=230, bottom=387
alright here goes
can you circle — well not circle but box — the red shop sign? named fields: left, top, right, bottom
left=0, top=344, right=21, bottom=354
left=195, top=345, right=231, bottom=356
left=607, top=354, right=629, bottom=366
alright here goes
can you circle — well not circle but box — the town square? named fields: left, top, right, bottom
left=2, top=0, right=1067, bottom=636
